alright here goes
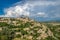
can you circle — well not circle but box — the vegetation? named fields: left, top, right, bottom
left=0, top=18, right=60, bottom=40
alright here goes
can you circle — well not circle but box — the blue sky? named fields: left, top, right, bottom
left=0, top=0, right=21, bottom=15
left=0, top=0, right=60, bottom=21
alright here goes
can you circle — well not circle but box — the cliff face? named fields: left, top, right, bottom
left=0, top=17, right=60, bottom=40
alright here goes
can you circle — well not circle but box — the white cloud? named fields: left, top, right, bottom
left=26, top=0, right=59, bottom=6
left=0, top=15, right=5, bottom=17
left=37, top=12, right=48, bottom=17
left=54, top=13, right=60, bottom=18
left=3, top=0, right=60, bottom=18
left=4, top=3, right=30, bottom=17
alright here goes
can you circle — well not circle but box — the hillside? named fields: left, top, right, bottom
left=0, top=17, right=60, bottom=40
